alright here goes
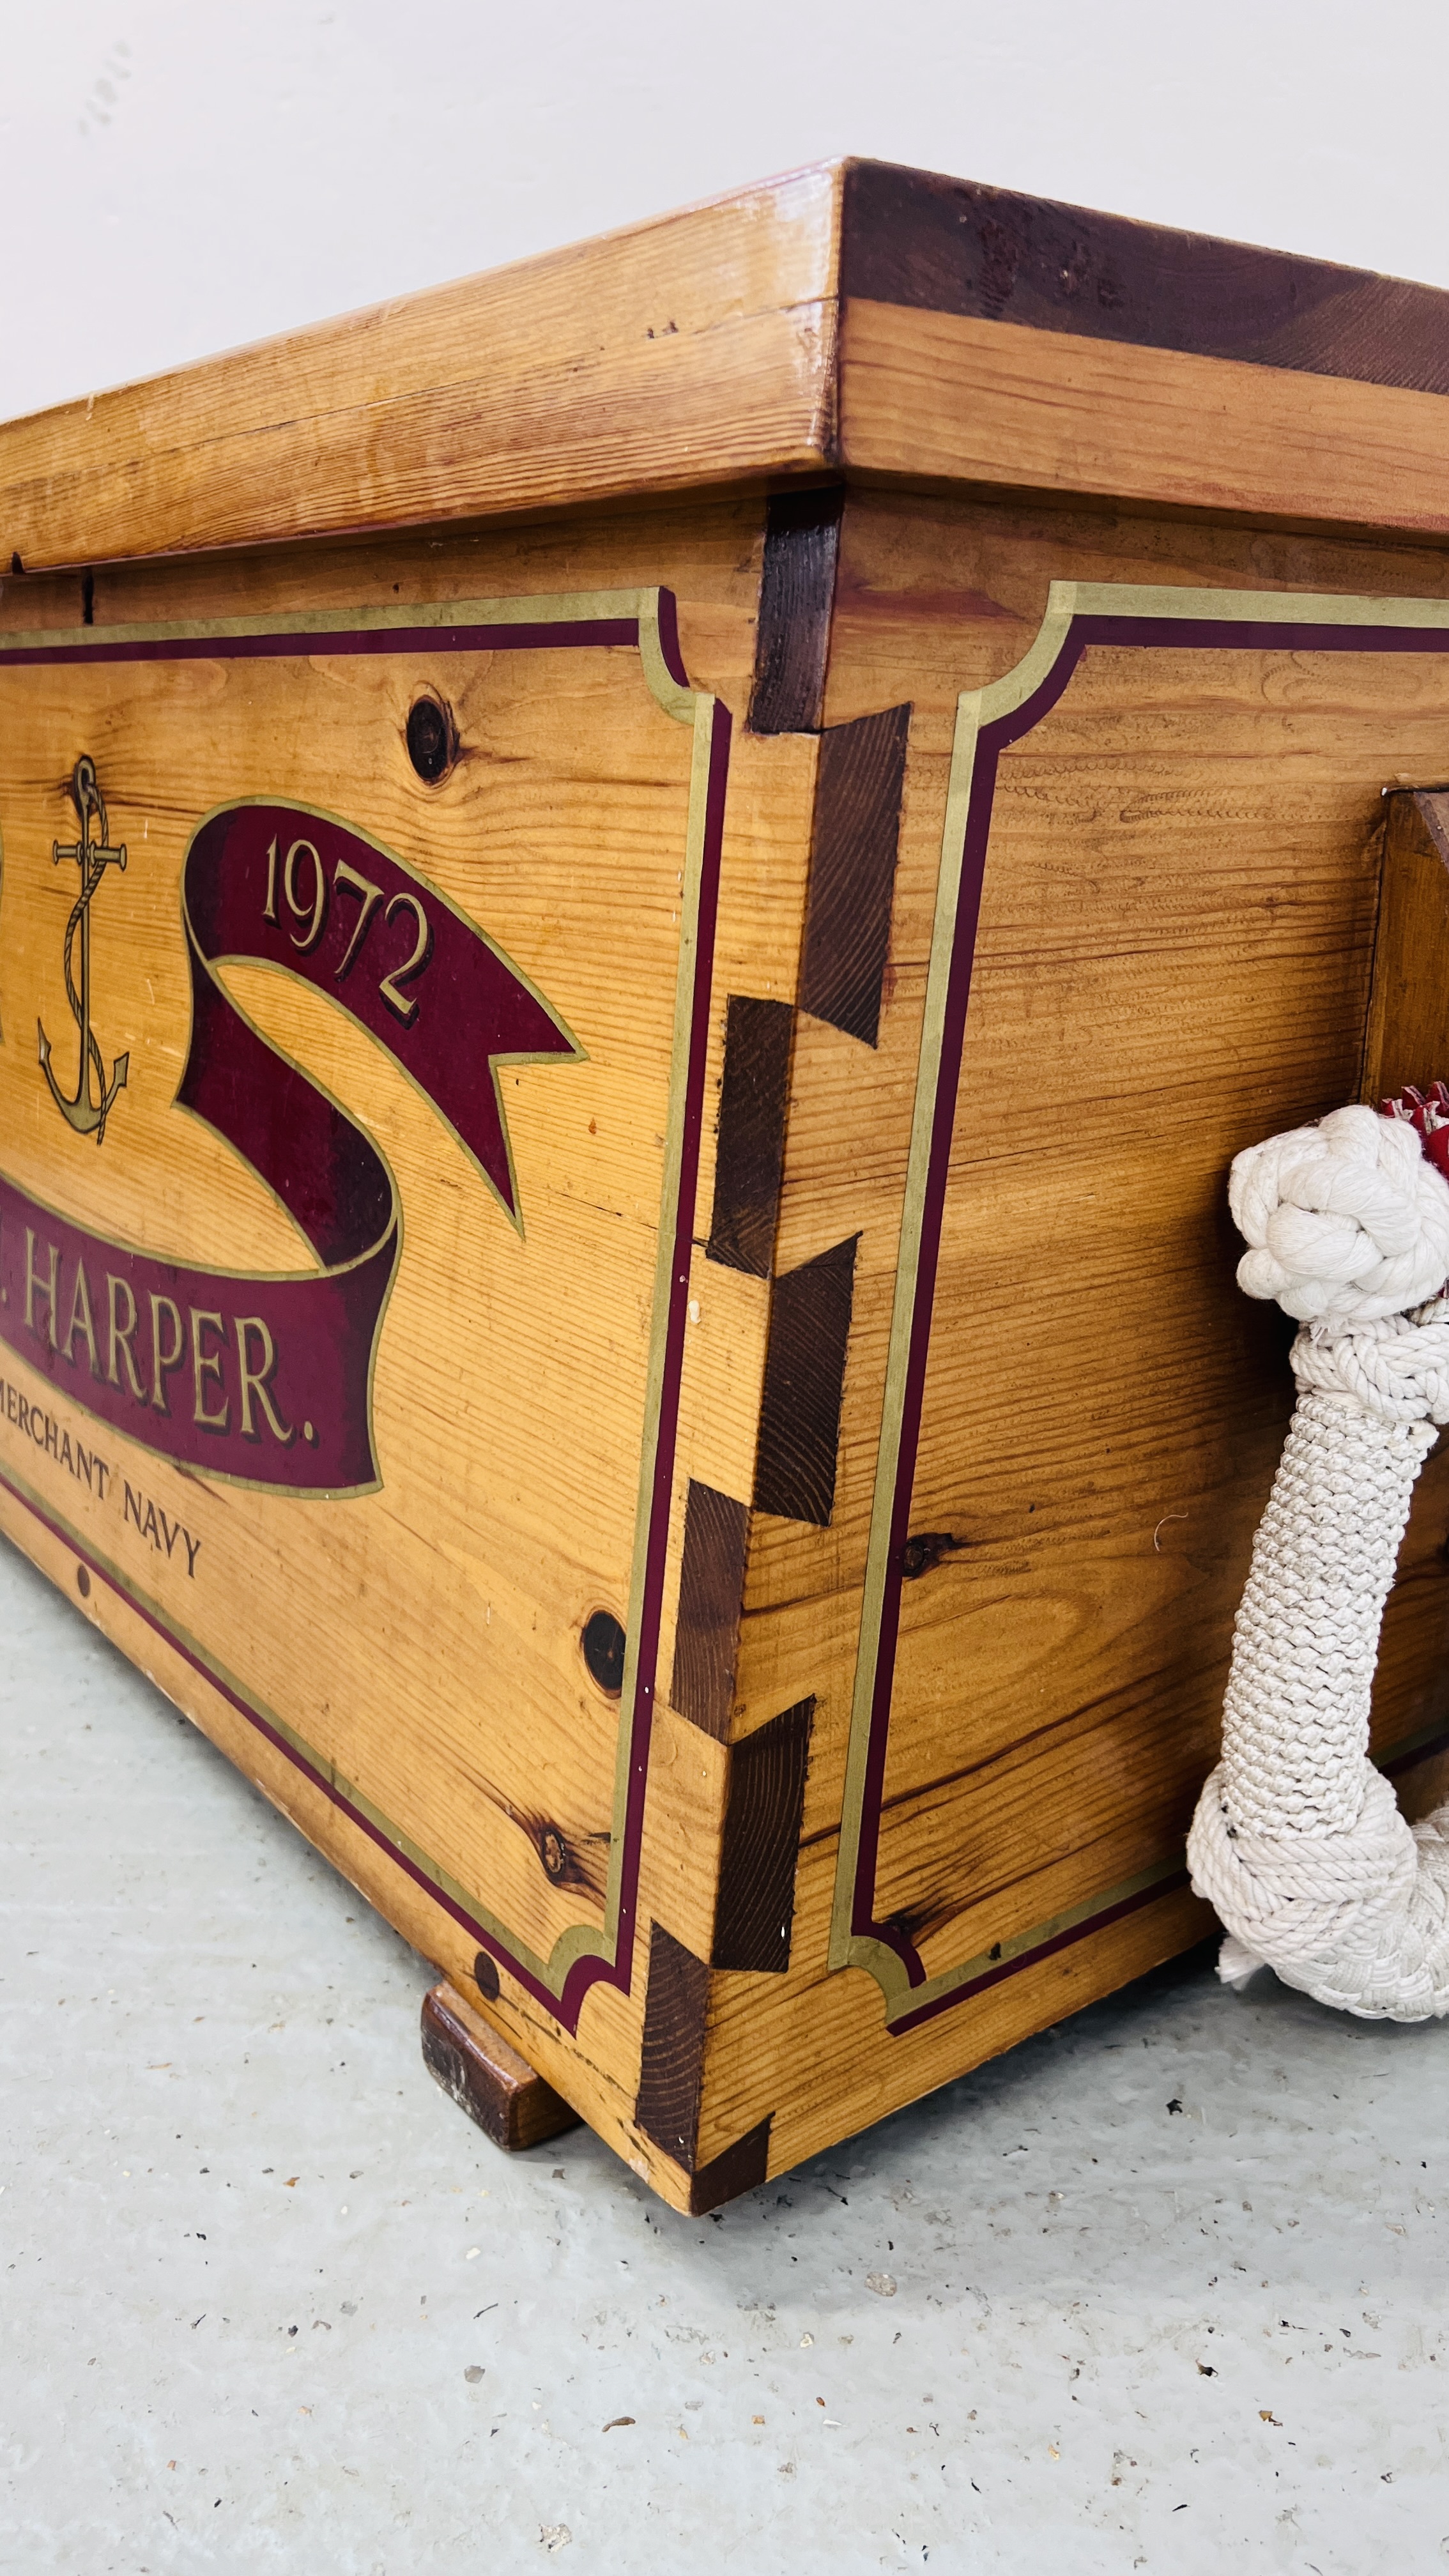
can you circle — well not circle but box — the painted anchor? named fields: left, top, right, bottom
left=38, top=753, right=129, bottom=1142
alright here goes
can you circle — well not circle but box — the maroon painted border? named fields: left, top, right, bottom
left=857, top=607, right=1449, bottom=2030
left=0, top=599, right=725, bottom=2036
left=887, top=1870, right=1192, bottom=2037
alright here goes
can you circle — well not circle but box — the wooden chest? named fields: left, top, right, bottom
left=7, top=160, right=1449, bottom=2209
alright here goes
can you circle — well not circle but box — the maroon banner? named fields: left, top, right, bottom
left=1, top=802, right=577, bottom=1492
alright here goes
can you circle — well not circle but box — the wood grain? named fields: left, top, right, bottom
left=0, top=495, right=819, bottom=2220
left=13, top=155, right=1449, bottom=589
left=753, top=1235, right=859, bottom=1526
left=0, top=169, right=839, bottom=574
left=0, top=1469, right=693, bottom=2206
left=687, top=2116, right=772, bottom=2214
left=881, top=638, right=1449, bottom=1980
left=705, top=486, right=1449, bottom=2191
left=693, top=1782, right=1212, bottom=2174
left=421, top=1981, right=581, bottom=2151
left=712, top=1695, right=814, bottom=1972
left=799, top=703, right=911, bottom=1044
left=1358, top=788, right=1449, bottom=1777
left=746, top=486, right=845, bottom=733
left=632, top=1927, right=774, bottom=2206
left=841, top=162, right=1449, bottom=394
left=705, top=995, right=794, bottom=1276
left=737, top=489, right=1449, bottom=1793
left=669, top=1482, right=751, bottom=1740
left=838, top=299, right=1449, bottom=536
left=1361, top=792, right=1449, bottom=1107
left=0, top=629, right=711, bottom=1970
left=633, top=1922, right=710, bottom=2166
left=20, top=226, right=1449, bottom=2213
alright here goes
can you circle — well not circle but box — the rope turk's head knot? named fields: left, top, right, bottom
left=1229, top=1099, right=1449, bottom=1322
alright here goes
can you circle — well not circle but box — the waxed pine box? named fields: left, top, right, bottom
left=6, top=161, right=1449, bottom=2209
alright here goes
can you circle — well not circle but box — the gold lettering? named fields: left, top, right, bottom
left=190, top=1308, right=229, bottom=1430
left=62, top=1257, right=100, bottom=1376
left=107, top=1275, right=146, bottom=1400
left=332, top=859, right=384, bottom=981
left=234, top=1315, right=292, bottom=1444
left=378, top=890, right=434, bottom=1026
left=24, top=1230, right=58, bottom=1347
left=148, top=1294, right=185, bottom=1414
left=283, top=838, right=326, bottom=952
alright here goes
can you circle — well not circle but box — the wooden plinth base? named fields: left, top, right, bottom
left=421, top=1981, right=582, bottom=2154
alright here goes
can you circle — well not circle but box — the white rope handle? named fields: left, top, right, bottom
left=1187, top=1099, right=1449, bottom=2020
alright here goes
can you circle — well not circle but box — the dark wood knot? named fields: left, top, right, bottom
left=405, top=693, right=457, bottom=783
left=581, top=1609, right=625, bottom=1694
left=898, top=1530, right=965, bottom=1581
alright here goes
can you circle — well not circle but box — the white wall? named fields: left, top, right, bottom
left=3, top=0, right=1446, bottom=424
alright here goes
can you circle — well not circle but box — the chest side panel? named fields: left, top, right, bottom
left=878, top=635, right=1449, bottom=1986
left=701, top=490, right=1449, bottom=2179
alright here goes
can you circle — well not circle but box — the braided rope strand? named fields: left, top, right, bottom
left=1188, top=1102, right=1449, bottom=2020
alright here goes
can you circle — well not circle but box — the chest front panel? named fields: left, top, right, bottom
left=0, top=597, right=724, bottom=2011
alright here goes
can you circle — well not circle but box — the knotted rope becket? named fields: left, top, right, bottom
left=1188, top=1092, right=1449, bottom=2019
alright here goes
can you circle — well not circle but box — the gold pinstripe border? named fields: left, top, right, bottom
left=832, top=579, right=1449, bottom=2026
left=0, top=588, right=716, bottom=2016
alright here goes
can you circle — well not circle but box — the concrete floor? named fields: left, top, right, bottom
left=5, top=1540, right=1449, bottom=2573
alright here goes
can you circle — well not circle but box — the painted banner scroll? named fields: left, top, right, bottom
left=1, top=795, right=579, bottom=1494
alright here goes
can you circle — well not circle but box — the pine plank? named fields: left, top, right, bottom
left=838, top=298, right=1449, bottom=537
left=0, top=170, right=839, bottom=574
